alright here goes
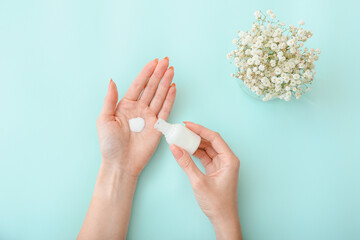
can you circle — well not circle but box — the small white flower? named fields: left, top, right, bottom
left=284, top=92, right=291, bottom=101
left=298, top=29, right=305, bottom=36
left=254, top=41, right=262, bottom=48
left=270, top=14, right=276, bottom=19
left=259, top=65, right=265, bottom=71
left=232, top=39, right=238, bottom=44
left=271, top=43, right=278, bottom=50
left=287, top=39, right=295, bottom=46
left=298, top=20, right=305, bottom=25
left=266, top=9, right=273, bottom=15
left=262, top=93, right=273, bottom=101
left=293, top=73, right=300, bottom=80
left=275, top=67, right=282, bottom=75
left=254, top=11, right=261, bottom=19
left=289, top=62, right=296, bottom=69
left=247, top=58, right=254, bottom=65
left=261, top=77, right=270, bottom=87
left=279, top=42, right=286, bottom=49
left=270, top=60, right=276, bottom=67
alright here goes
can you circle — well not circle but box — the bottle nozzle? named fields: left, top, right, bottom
left=154, top=118, right=172, bottom=135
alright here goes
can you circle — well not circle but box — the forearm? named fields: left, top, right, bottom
left=77, top=161, right=138, bottom=240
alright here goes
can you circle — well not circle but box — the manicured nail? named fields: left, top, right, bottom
left=164, top=56, right=169, bottom=60
left=108, top=79, right=113, bottom=91
left=154, top=58, right=159, bottom=63
left=171, top=82, right=175, bottom=87
left=170, top=145, right=184, bottom=159
left=169, top=66, right=174, bottom=70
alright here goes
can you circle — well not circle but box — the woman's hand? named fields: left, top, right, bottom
left=170, top=122, right=242, bottom=240
left=78, top=58, right=176, bottom=240
left=97, top=57, right=176, bottom=177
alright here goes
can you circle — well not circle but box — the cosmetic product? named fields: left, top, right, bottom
left=154, top=119, right=201, bottom=155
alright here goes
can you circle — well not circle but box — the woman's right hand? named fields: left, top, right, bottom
left=169, top=122, right=242, bottom=240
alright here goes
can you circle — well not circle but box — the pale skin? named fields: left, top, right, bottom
left=77, top=58, right=243, bottom=240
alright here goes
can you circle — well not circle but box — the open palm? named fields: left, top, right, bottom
left=97, top=58, right=176, bottom=177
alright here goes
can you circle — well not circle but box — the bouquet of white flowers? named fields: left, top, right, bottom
left=227, top=10, right=320, bottom=101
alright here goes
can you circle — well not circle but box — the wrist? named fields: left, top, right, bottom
left=101, top=157, right=141, bottom=179
left=93, top=162, right=138, bottom=199
left=100, top=161, right=138, bottom=183
left=211, top=212, right=242, bottom=240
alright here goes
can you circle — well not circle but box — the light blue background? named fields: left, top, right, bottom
left=1, top=0, right=359, bottom=239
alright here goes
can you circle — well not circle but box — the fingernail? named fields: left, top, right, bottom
left=169, top=66, right=174, bottom=70
left=164, top=56, right=169, bottom=60
left=170, top=145, right=184, bottom=159
left=183, top=121, right=191, bottom=124
left=171, top=82, right=175, bottom=87
left=154, top=58, right=159, bottom=63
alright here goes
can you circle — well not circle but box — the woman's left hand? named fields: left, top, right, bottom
left=97, top=57, right=176, bottom=177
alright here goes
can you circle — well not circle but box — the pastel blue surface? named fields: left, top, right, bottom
left=1, top=0, right=359, bottom=239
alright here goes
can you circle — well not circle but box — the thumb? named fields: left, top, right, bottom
left=101, top=79, right=118, bottom=115
left=170, top=145, right=204, bottom=182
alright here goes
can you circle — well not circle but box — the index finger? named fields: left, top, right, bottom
left=124, top=58, right=158, bottom=100
left=183, top=122, right=231, bottom=154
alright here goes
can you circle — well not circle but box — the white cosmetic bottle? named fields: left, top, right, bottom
left=154, top=119, right=201, bottom=155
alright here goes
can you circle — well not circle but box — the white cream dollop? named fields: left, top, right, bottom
left=129, top=117, right=145, bottom=133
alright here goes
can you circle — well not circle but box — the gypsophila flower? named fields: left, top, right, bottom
left=228, top=10, right=320, bottom=101
left=275, top=67, right=282, bottom=75
left=254, top=11, right=261, bottom=19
